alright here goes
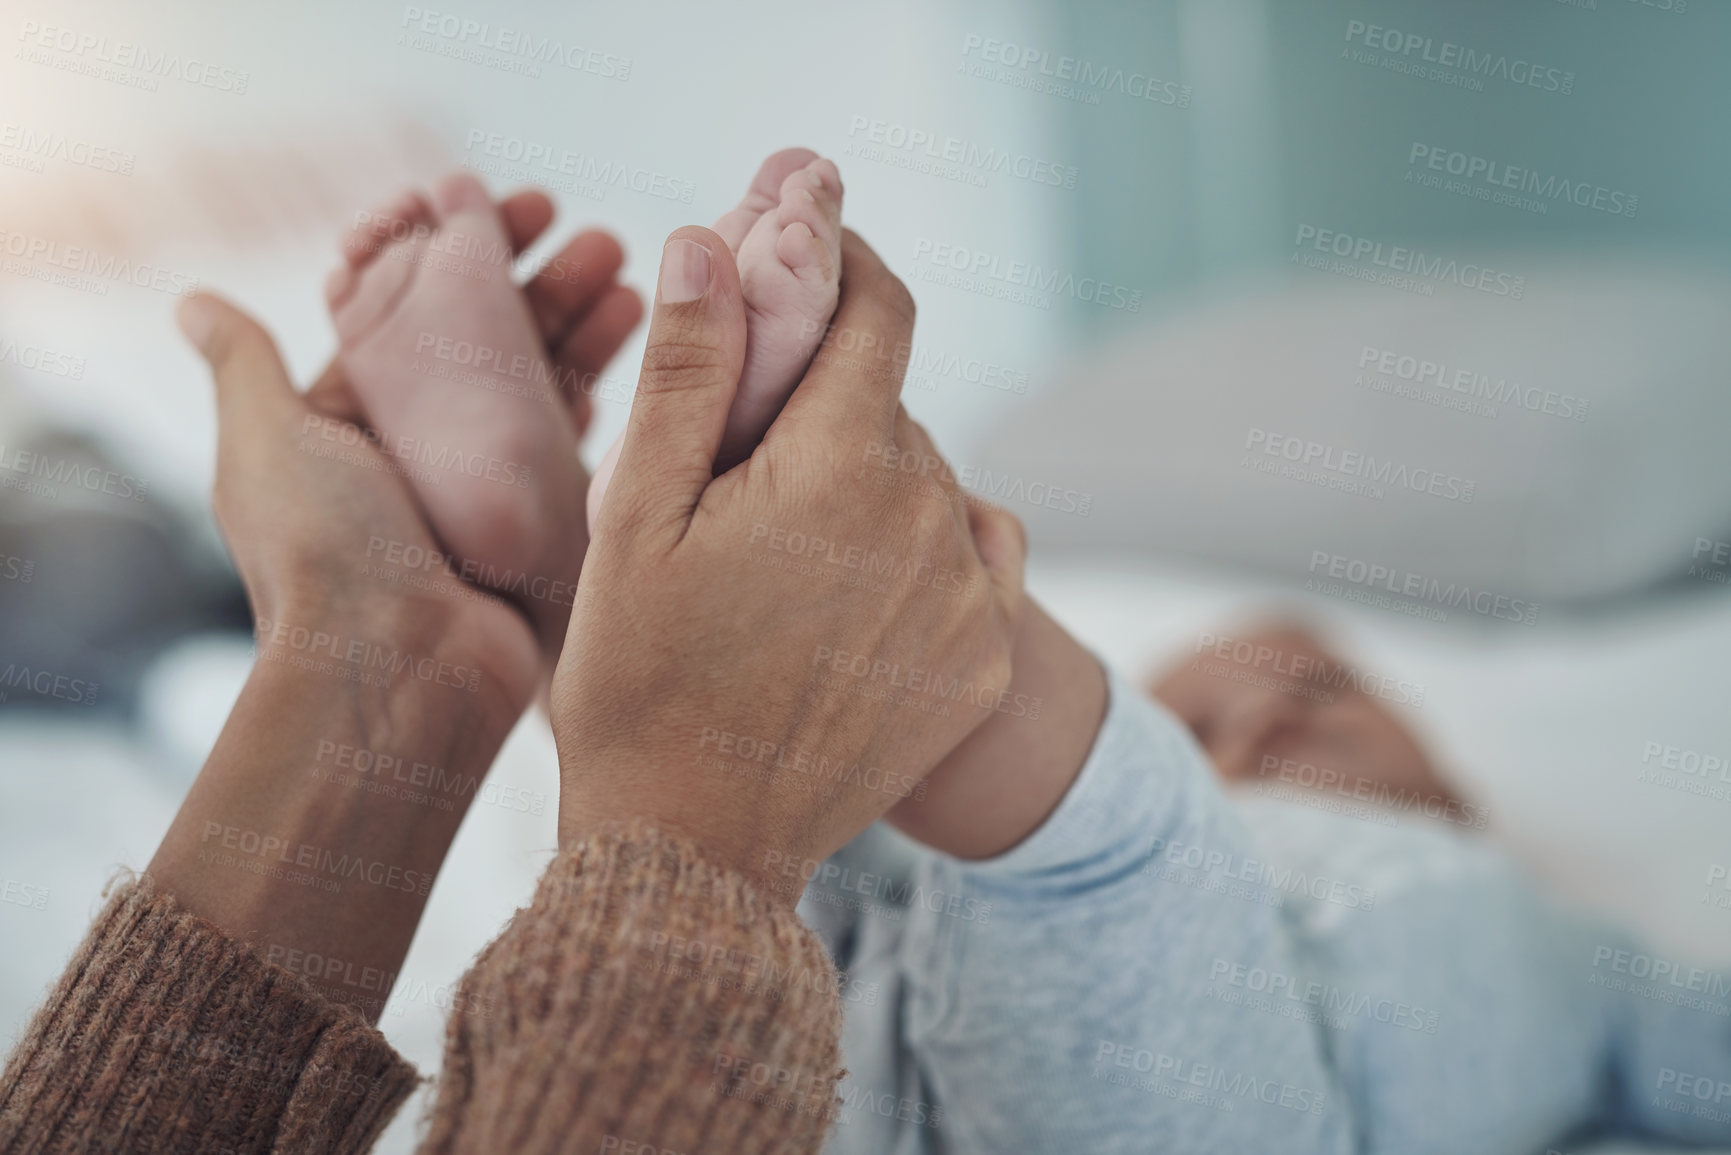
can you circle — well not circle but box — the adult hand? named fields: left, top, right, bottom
left=146, top=290, right=542, bottom=1017
left=186, top=292, right=542, bottom=714
left=304, top=187, right=644, bottom=666
left=552, top=227, right=1027, bottom=899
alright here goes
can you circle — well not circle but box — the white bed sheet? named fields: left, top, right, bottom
left=3, top=557, right=1730, bottom=1153
left=1030, top=554, right=1731, bottom=967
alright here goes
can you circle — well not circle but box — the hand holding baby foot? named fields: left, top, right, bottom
left=585, top=147, right=844, bottom=531
left=555, top=227, right=1025, bottom=897
left=321, top=177, right=642, bottom=659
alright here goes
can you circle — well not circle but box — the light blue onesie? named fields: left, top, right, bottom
left=805, top=671, right=1731, bottom=1154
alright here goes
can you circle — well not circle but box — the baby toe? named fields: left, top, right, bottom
left=773, top=221, right=835, bottom=286
left=714, top=147, right=822, bottom=252
left=431, top=171, right=494, bottom=219
left=804, top=157, right=843, bottom=201
left=776, top=161, right=844, bottom=261
left=341, top=189, right=433, bottom=270
left=778, top=169, right=844, bottom=277
left=330, top=234, right=423, bottom=344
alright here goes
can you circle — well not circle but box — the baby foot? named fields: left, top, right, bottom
left=326, top=173, right=587, bottom=623
left=586, top=148, right=843, bottom=529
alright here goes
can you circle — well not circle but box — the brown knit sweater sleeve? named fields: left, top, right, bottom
left=0, top=874, right=418, bottom=1154
left=0, top=825, right=845, bottom=1154
left=419, top=822, right=846, bottom=1154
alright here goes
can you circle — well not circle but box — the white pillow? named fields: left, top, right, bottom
left=972, top=255, right=1731, bottom=603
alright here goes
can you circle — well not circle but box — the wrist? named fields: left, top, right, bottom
left=256, top=585, right=533, bottom=734
left=146, top=589, right=530, bottom=1021
left=889, top=601, right=1107, bottom=859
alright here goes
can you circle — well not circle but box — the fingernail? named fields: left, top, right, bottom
left=658, top=238, right=711, bottom=303
left=176, top=295, right=217, bottom=353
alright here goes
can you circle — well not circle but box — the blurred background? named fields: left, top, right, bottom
left=2, top=1, right=1728, bottom=1150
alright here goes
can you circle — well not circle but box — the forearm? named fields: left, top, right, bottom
left=148, top=597, right=524, bottom=1020
left=889, top=599, right=1108, bottom=859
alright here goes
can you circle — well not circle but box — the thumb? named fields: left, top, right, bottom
left=177, top=292, right=301, bottom=429
left=176, top=292, right=305, bottom=569
left=607, top=227, right=745, bottom=537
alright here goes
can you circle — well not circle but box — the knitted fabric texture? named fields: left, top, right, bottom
left=0, top=823, right=843, bottom=1154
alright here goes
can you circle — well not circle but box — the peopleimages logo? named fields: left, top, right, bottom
left=864, top=440, right=1093, bottom=519
left=0, top=879, right=48, bottom=911
left=299, top=415, right=533, bottom=488
left=764, top=851, right=994, bottom=924
left=0, top=229, right=200, bottom=297
left=199, top=821, right=432, bottom=896
left=1142, top=833, right=1378, bottom=911
left=0, top=338, right=85, bottom=380
left=958, top=35, right=1192, bottom=108
left=1357, top=345, right=1589, bottom=422
left=16, top=19, right=251, bottom=94
left=398, top=7, right=631, bottom=79
left=1207, top=958, right=1441, bottom=1033
left=1641, top=740, right=1731, bottom=805
left=749, top=522, right=979, bottom=598
left=0, top=441, right=149, bottom=503
left=1091, top=1042, right=1328, bottom=1115
left=363, top=535, right=577, bottom=610
left=1292, top=225, right=1526, bottom=298
left=0, top=664, right=98, bottom=706
left=911, top=239, right=1143, bottom=312
left=812, top=644, right=1042, bottom=720
left=1256, top=752, right=1491, bottom=829
left=463, top=130, right=695, bottom=204
left=698, top=725, right=928, bottom=802
left=0, top=122, right=135, bottom=175
left=1307, top=550, right=1539, bottom=626
left=1191, top=631, right=1426, bottom=708
left=1244, top=428, right=1477, bottom=505
left=1591, top=945, right=1731, bottom=1000
left=255, top=616, right=483, bottom=693
left=1408, top=144, right=1638, bottom=219
left=845, top=115, right=1078, bottom=189
left=1342, top=19, right=1574, bottom=95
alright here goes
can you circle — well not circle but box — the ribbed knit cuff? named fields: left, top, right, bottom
left=0, top=874, right=419, bottom=1154
left=423, top=820, right=845, bottom=1155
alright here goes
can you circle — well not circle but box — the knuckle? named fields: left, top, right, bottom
left=754, top=435, right=823, bottom=494
left=638, top=337, right=734, bottom=394
left=905, top=491, right=955, bottom=543
left=992, top=505, right=1028, bottom=556
left=875, top=272, right=917, bottom=330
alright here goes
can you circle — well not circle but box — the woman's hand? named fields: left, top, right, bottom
left=144, top=195, right=642, bottom=1020
left=552, top=227, right=1027, bottom=900
left=186, top=291, right=543, bottom=714
left=144, top=193, right=648, bottom=1020
left=143, top=282, right=557, bottom=1020
left=302, top=187, right=645, bottom=666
